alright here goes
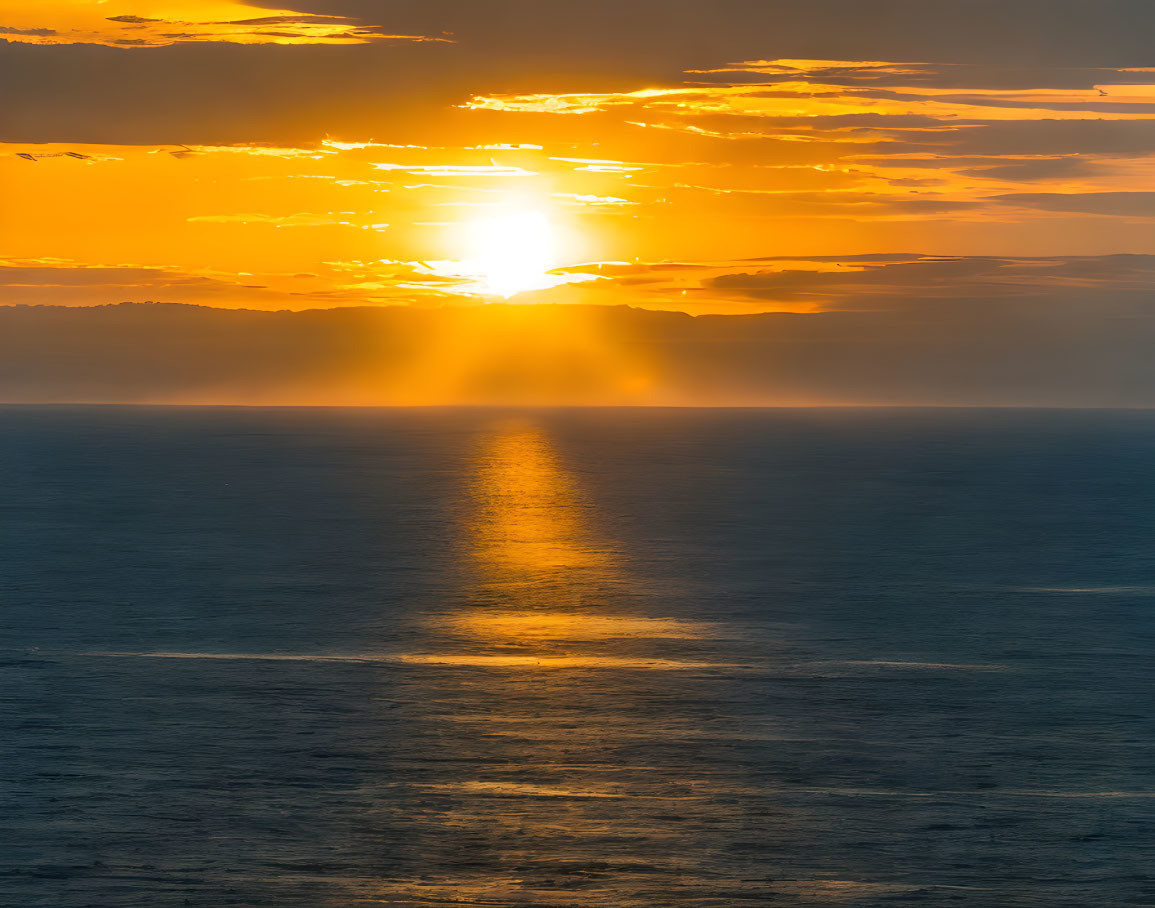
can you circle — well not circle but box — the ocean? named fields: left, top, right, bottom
left=2, top=406, right=1153, bottom=906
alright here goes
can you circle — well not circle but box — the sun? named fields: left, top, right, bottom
left=424, top=206, right=599, bottom=299
left=463, top=210, right=558, bottom=298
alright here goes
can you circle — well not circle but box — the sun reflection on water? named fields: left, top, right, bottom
left=436, top=418, right=720, bottom=668
left=369, top=420, right=745, bottom=903
left=468, top=419, right=617, bottom=580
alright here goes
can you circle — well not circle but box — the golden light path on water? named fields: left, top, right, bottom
left=468, top=419, right=616, bottom=576
left=371, top=418, right=757, bottom=906
left=445, top=418, right=709, bottom=666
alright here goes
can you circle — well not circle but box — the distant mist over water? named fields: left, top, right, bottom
left=2, top=302, right=1154, bottom=407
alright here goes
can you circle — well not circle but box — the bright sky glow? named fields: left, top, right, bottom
left=4, top=1, right=1155, bottom=405
left=4, top=27, right=1155, bottom=314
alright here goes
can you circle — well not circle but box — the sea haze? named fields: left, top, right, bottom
left=2, top=406, right=1154, bottom=906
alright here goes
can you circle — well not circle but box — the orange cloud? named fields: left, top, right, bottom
left=0, top=0, right=448, bottom=47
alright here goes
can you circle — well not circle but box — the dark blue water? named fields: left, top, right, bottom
left=2, top=406, right=1154, bottom=906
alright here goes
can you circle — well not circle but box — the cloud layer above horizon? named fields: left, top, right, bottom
left=2, top=0, right=1154, bottom=322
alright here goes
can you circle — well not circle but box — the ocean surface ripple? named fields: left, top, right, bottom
left=2, top=406, right=1153, bottom=906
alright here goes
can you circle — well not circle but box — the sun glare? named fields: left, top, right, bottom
left=464, top=210, right=558, bottom=298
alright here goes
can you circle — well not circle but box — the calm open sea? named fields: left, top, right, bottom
left=2, top=406, right=1154, bottom=906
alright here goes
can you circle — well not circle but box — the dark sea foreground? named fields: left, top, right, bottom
left=2, top=406, right=1153, bottom=907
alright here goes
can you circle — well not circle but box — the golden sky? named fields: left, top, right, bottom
left=2, top=0, right=1155, bottom=315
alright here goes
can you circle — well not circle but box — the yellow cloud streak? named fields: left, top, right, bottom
left=463, top=78, right=1155, bottom=122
